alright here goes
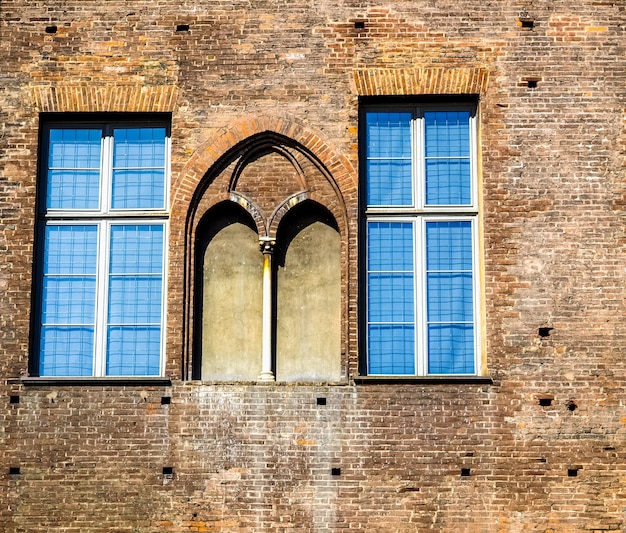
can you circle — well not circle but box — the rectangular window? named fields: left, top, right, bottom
left=362, top=104, right=480, bottom=376
left=35, top=119, right=169, bottom=377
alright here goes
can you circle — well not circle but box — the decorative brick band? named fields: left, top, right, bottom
left=29, top=85, right=178, bottom=113
left=354, top=67, right=489, bottom=96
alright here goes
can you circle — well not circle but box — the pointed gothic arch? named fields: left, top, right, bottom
left=175, top=119, right=355, bottom=381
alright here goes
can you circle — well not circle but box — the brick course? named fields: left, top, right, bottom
left=1, top=0, right=626, bottom=531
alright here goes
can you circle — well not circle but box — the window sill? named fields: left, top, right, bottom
left=21, top=377, right=172, bottom=387
left=354, top=375, right=493, bottom=385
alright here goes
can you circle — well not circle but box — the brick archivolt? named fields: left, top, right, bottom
left=353, top=67, right=489, bottom=96
left=29, top=85, right=178, bottom=113
left=172, top=114, right=356, bottom=221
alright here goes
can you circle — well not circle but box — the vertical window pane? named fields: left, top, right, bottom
left=112, top=128, right=166, bottom=209
left=47, top=129, right=102, bottom=209
left=367, top=221, right=415, bottom=375
left=106, top=224, right=164, bottom=376
left=424, top=111, right=471, bottom=206
left=366, top=112, right=412, bottom=206
left=425, top=221, right=475, bottom=375
left=40, top=225, right=98, bottom=376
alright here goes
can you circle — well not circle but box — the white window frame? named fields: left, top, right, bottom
left=362, top=103, right=481, bottom=376
left=37, top=120, right=170, bottom=377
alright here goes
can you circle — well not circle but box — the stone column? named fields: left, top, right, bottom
left=258, top=237, right=276, bottom=381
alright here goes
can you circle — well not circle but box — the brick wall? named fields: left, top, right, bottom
left=1, top=0, right=626, bottom=531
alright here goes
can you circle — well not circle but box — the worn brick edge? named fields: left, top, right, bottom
left=29, top=85, right=179, bottom=113
left=353, top=67, right=490, bottom=95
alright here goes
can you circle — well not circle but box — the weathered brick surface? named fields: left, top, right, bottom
left=1, top=0, right=626, bottom=531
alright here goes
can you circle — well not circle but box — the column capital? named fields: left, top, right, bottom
left=259, top=237, right=276, bottom=254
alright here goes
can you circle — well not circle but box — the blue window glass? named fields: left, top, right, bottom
left=367, top=221, right=415, bottom=375
left=107, top=326, right=162, bottom=376
left=39, top=225, right=98, bottom=376
left=40, top=327, right=95, bottom=377
left=424, top=111, right=471, bottom=206
left=112, top=128, right=166, bottom=209
left=47, top=129, right=102, bottom=209
left=427, top=324, right=475, bottom=374
left=426, top=220, right=473, bottom=271
left=425, top=221, right=475, bottom=374
left=424, top=112, right=470, bottom=158
left=365, top=112, right=413, bottom=206
left=106, top=225, right=163, bottom=376
left=368, top=324, right=415, bottom=375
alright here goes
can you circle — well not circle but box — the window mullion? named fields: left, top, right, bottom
left=101, top=130, right=113, bottom=214
left=95, top=131, right=114, bottom=376
left=415, top=217, right=427, bottom=376
left=92, top=220, right=108, bottom=376
left=413, top=110, right=426, bottom=376
left=413, top=108, right=423, bottom=211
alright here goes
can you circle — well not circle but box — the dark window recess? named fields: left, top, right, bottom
left=316, top=397, right=327, bottom=406
left=45, top=26, right=57, bottom=34
left=354, top=21, right=366, bottom=29
left=520, top=19, right=535, bottom=29
left=539, top=397, right=553, bottom=407
left=176, top=24, right=190, bottom=32
left=568, top=468, right=578, bottom=477
left=527, top=79, right=539, bottom=89
left=398, top=486, right=420, bottom=493
left=331, top=468, right=341, bottom=476
left=567, top=401, right=577, bottom=412
left=9, top=467, right=20, bottom=475
left=9, top=395, right=19, bottom=404
left=461, top=468, right=471, bottom=477
left=538, top=327, right=553, bottom=338
left=161, top=396, right=171, bottom=405
left=162, top=467, right=173, bottom=476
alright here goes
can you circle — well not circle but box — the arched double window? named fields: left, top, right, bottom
left=189, top=134, right=344, bottom=382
